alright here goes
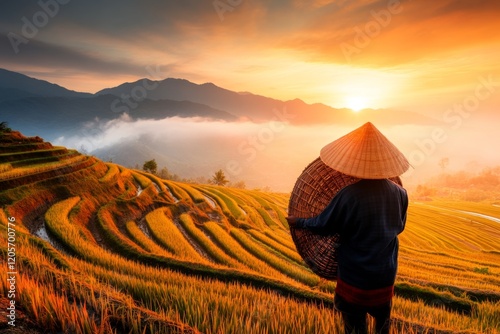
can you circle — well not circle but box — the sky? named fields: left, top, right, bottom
left=1, top=0, right=500, bottom=190
left=1, top=0, right=500, bottom=113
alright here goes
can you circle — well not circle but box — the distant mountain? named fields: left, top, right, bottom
left=97, top=78, right=344, bottom=123
left=96, top=78, right=433, bottom=125
left=0, top=68, right=92, bottom=102
left=0, top=68, right=435, bottom=132
left=0, top=94, right=237, bottom=140
left=97, top=78, right=284, bottom=121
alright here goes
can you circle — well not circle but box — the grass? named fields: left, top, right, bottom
left=176, top=183, right=207, bottom=203
left=0, top=154, right=87, bottom=180
left=197, top=186, right=245, bottom=221
left=0, top=234, right=198, bottom=334
left=145, top=208, right=205, bottom=262
left=230, top=228, right=320, bottom=286
left=177, top=214, right=242, bottom=268
left=125, top=220, right=172, bottom=257
left=247, top=228, right=303, bottom=264
left=163, top=180, right=191, bottom=202
left=203, top=221, right=284, bottom=278
left=5, top=190, right=500, bottom=333
left=2, top=131, right=500, bottom=333
left=136, top=171, right=169, bottom=193
left=131, top=170, right=153, bottom=189
left=0, top=147, right=68, bottom=163
left=44, top=196, right=88, bottom=256
left=36, top=189, right=500, bottom=333
left=256, top=207, right=281, bottom=229
left=99, top=163, right=120, bottom=183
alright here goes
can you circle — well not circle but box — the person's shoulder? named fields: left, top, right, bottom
left=331, top=180, right=362, bottom=200
left=381, top=179, right=407, bottom=194
left=385, top=179, right=408, bottom=204
left=345, top=178, right=386, bottom=189
left=345, top=179, right=406, bottom=194
left=343, top=179, right=406, bottom=193
left=338, top=179, right=372, bottom=197
left=385, top=178, right=405, bottom=189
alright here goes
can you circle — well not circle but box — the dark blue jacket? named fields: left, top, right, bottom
left=296, top=179, right=408, bottom=289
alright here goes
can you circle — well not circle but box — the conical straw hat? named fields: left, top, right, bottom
left=320, top=122, right=410, bottom=179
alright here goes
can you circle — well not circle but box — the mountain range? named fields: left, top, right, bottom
left=0, top=68, right=432, bottom=140
left=0, top=68, right=435, bottom=189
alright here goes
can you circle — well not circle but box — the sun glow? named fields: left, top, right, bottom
left=322, top=68, right=405, bottom=111
left=344, top=95, right=369, bottom=112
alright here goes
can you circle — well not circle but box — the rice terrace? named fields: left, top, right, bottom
left=1, top=129, right=499, bottom=333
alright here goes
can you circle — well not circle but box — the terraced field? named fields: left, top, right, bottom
left=1, top=130, right=499, bottom=333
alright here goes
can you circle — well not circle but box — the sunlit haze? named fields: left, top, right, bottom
left=1, top=1, right=500, bottom=190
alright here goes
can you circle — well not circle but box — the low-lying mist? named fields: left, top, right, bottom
left=53, top=114, right=500, bottom=192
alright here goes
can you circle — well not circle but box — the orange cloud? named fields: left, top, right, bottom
left=280, top=0, right=500, bottom=66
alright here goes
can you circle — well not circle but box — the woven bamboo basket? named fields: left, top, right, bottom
left=288, top=157, right=402, bottom=280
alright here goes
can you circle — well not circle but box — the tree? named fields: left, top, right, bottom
left=143, top=159, right=157, bottom=175
left=0, top=121, right=12, bottom=133
left=232, top=180, right=246, bottom=189
left=212, top=169, right=228, bottom=186
left=158, top=167, right=171, bottom=179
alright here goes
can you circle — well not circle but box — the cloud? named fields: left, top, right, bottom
left=3, top=0, right=499, bottom=70
left=0, top=37, right=149, bottom=75
left=54, top=116, right=350, bottom=190
left=0, top=0, right=268, bottom=91
left=293, top=0, right=340, bottom=8
left=51, top=114, right=500, bottom=191
left=279, top=0, right=500, bottom=66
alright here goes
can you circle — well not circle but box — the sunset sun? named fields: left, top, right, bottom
left=344, top=95, right=369, bottom=112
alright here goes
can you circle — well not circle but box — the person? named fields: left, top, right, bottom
left=286, top=122, right=409, bottom=334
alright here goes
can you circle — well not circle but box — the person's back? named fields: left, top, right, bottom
left=335, top=179, right=408, bottom=291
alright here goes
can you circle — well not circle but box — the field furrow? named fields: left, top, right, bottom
left=178, top=214, right=243, bottom=268
left=145, top=208, right=205, bottom=262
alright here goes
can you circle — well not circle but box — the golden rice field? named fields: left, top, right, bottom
left=1, top=131, right=499, bottom=334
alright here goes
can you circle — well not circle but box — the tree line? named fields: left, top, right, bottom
left=414, top=164, right=500, bottom=201
left=141, top=159, right=246, bottom=189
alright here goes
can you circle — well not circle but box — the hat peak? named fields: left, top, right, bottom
left=319, top=122, right=409, bottom=178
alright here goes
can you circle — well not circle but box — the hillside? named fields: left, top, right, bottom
left=0, top=94, right=237, bottom=142
left=1, top=130, right=499, bottom=333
